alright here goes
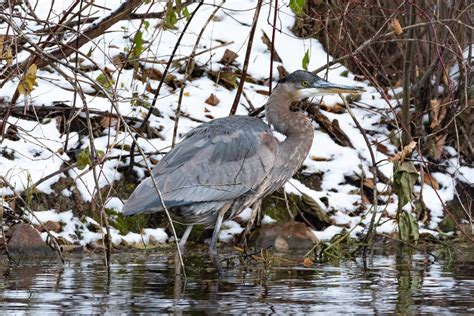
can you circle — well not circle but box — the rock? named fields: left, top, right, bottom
left=7, top=223, right=57, bottom=262
left=35, top=220, right=62, bottom=233
left=249, top=221, right=318, bottom=253
left=148, top=234, right=158, bottom=245
left=87, top=241, right=107, bottom=252
left=60, top=244, right=84, bottom=253
left=274, top=235, right=289, bottom=252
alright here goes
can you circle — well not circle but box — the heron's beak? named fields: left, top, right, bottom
left=299, top=79, right=365, bottom=98
left=313, top=81, right=366, bottom=95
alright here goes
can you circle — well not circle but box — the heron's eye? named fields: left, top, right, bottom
left=302, top=80, right=309, bottom=87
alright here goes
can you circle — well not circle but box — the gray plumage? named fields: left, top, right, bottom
left=123, top=115, right=277, bottom=226
left=123, top=70, right=364, bottom=273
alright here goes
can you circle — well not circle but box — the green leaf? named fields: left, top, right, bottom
left=143, top=20, right=150, bottom=32
left=132, top=30, right=143, bottom=58
left=393, top=161, right=418, bottom=211
left=398, top=210, right=419, bottom=242
left=76, top=147, right=92, bottom=170
left=399, top=212, right=409, bottom=242
left=96, top=73, right=114, bottom=90
left=164, top=8, right=178, bottom=29
left=409, top=213, right=420, bottom=241
left=289, top=0, right=305, bottom=16
left=104, top=208, right=147, bottom=236
left=182, top=6, right=190, bottom=20
left=302, top=49, right=310, bottom=70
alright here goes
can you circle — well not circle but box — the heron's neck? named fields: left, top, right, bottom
left=265, top=87, right=314, bottom=176
left=265, top=90, right=313, bottom=138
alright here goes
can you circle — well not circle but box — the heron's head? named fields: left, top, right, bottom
left=278, top=70, right=365, bottom=100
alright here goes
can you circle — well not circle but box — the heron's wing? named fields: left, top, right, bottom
left=123, top=116, right=278, bottom=215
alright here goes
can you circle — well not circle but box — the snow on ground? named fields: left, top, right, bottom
left=0, top=0, right=472, bottom=246
left=29, top=209, right=168, bottom=246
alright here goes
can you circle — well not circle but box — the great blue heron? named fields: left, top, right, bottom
left=123, top=70, right=364, bottom=273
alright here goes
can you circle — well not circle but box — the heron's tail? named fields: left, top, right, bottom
left=122, top=178, right=165, bottom=216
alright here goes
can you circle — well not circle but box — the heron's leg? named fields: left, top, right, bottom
left=210, top=203, right=233, bottom=275
left=179, top=225, right=193, bottom=251
left=175, top=225, right=193, bottom=276
left=240, top=200, right=262, bottom=245
left=210, top=211, right=224, bottom=274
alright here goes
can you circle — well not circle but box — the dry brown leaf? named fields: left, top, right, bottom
left=112, top=54, right=125, bottom=69
left=433, top=134, right=447, bottom=159
left=149, top=156, right=160, bottom=165
left=363, top=178, right=376, bottom=189
left=0, top=35, right=13, bottom=65
left=320, top=103, right=345, bottom=113
left=261, top=30, right=282, bottom=62
left=429, top=99, right=440, bottom=129
left=104, top=66, right=113, bottom=77
left=6, top=124, right=19, bottom=141
left=220, top=49, right=239, bottom=64
left=17, top=63, right=37, bottom=95
left=391, top=18, right=403, bottom=35
left=429, top=99, right=448, bottom=130
left=376, top=142, right=390, bottom=155
left=423, top=173, right=440, bottom=190
left=208, top=70, right=238, bottom=89
left=99, top=115, right=118, bottom=129
left=35, top=220, right=62, bottom=233
left=310, top=155, right=330, bottom=161
left=4, top=47, right=12, bottom=65
left=205, top=93, right=220, bottom=106
left=145, top=82, right=155, bottom=93
left=277, top=65, right=289, bottom=79
left=361, top=194, right=370, bottom=205
left=256, top=89, right=270, bottom=96
left=389, top=140, right=417, bottom=162
left=303, top=257, right=314, bottom=267
left=442, top=69, right=450, bottom=87
left=143, top=68, right=163, bottom=81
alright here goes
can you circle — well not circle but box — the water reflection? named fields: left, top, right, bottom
left=0, top=247, right=473, bottom=314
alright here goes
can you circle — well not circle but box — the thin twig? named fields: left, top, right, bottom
left=268, top=0, right=278, bottom=94
left=172, top=1, right=221, bottom=148
left=339, top=95, right=379, bottom=248
left=0, top=203, right=13, bottom=263
left=401, top=2, right=416, bottom=146
left=229, top=0, right=263, bottom=115
left=138, top=41, right=234, bottom=65
left=129, top=1, right=203, bottom=171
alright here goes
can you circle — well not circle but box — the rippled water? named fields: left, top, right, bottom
left=1, top=246, right=473, bottom=314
